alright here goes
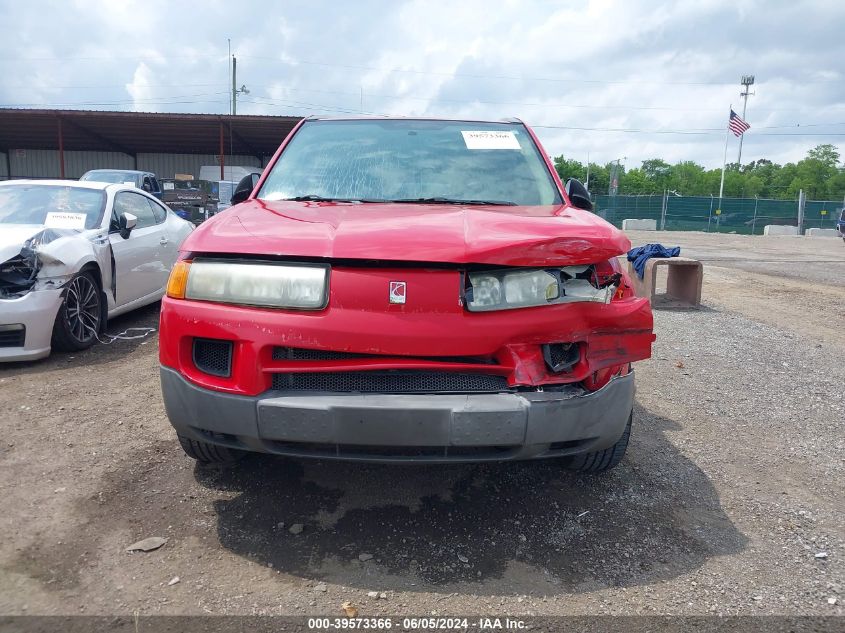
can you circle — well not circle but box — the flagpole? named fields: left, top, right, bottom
left=718, top=104, right=731, bottom=209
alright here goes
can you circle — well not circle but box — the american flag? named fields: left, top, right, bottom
left=728, top=110, right=750, bottom=137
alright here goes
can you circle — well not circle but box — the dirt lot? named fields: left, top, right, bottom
left=0, top=231, right=843, bottom=619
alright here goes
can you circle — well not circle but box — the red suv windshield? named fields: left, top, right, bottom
left=258, top=119, right=562, bottom=206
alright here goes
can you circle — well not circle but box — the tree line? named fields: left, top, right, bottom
left=554, top=143, right=845, bottom=201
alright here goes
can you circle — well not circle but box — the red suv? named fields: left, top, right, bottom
left=159, top=117, right=654, bottom=471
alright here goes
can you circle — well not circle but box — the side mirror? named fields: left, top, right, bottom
left=119, top=212, right=137, bottom=239
left=564, top=178, right=593, bottom=211
left=231, top=173, right=260, bottom=205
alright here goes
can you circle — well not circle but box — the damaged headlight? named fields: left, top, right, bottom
left=167, top=259, right=328, bottom=310
left=0, top=253, right=39, bottom=299
left=465, top=265, right=614, bottom=312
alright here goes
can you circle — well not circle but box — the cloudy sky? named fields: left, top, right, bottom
left=1, top=0, right=843, bottom=169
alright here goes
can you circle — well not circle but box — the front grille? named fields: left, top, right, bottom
left=192, top=338, right=233, bottom=377
left=272, top=346, right=497, bottom=365
left=268, top=440, right=519, bottom=460
left=0, top=325, right=25, bottom=348
left=271, top=370, right=509, bottom=393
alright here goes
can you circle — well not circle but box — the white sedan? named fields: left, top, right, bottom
left=0, top=180, right=193, bottom=361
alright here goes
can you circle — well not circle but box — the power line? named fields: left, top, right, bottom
left=4, top=80, right=844, bottom=120
left=238, top=55, right=845, bottom=87
left=532, top=124, right=845, bottom=136
left=2, top=91, right=845, bottom=139
left=0, top=91, right=230, bottom=108
left=239, top=96, right=387, bottom=117
left=0, top=51, right=841, bottom=87
left=0, top=82, right=227, bottom=89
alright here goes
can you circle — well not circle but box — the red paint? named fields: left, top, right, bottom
left=160, top=118, right=655, bottom=396
left=179, top=199, right=631, bottom=268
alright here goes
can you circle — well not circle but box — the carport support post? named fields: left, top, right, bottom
left=57, top=117, right=65, bottom=179
left=219, top=122, right=225, bottom=181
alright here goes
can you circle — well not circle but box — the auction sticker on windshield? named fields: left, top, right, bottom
left=461, top=130, right=521, bottom=150
left=44, top=212, right=87, bottom=230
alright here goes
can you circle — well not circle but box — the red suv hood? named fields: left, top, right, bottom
left=185, top=200, right=631, bottom=267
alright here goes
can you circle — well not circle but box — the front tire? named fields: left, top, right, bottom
left=51, top=271, right=102, bottom=352
left=566, top=411, right=632, bottom=473
left=178, top=435, right=244, bottom=464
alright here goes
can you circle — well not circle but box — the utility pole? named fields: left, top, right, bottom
left=585, top=151, right=590, bottom=191
left=737, top=74, right=754, bottom=165
left=231, top=55, right=249, bottom=115
left=227, top=39, right=232, bottom=115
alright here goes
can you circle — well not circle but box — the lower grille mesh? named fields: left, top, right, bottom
left=192, top=338, right=233, bottom=377
left=271, top=370, right=509, bottom=393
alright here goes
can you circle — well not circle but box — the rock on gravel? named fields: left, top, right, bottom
left=125, top=537, right=167, bottom=552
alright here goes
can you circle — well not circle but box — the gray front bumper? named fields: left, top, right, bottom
left=160, top=366, right=635, bottom=463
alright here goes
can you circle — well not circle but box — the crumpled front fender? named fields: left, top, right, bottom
left=0, top=228, right=112, bottom=299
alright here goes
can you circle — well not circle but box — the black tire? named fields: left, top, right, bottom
left=566, top=411, right=632, bottom=473
left=178, top=435, right=244, bottom=464
left=51, top=271, right=102, bottom=352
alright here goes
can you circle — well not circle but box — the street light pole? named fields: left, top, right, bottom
left=737, top=74, right=754, bottom=165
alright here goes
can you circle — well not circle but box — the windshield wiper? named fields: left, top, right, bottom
left=282, top=195, right=387, bottom=203
left=391, top=197, right=516, bottom=206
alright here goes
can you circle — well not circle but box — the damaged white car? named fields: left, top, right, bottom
left=0, top=180, right=193, bottom=361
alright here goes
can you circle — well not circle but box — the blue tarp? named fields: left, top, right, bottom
left=627, top=243, right=681, bottom=279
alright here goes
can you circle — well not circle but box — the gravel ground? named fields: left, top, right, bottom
left=0, top=231, right=842, bottom=619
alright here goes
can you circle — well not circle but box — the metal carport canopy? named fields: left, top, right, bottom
left=0, top=108, right=302, bottom=159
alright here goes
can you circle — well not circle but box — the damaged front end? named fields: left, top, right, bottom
left=0, top=228, right=98, bottom=299
left=0, top=248, right=40, bottom=298
left=1, top=226, right=113, bottom=360
left=159, top=254, right=654, bottom=398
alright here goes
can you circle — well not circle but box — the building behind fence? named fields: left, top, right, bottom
left=593, top=193, right=844, bottom=235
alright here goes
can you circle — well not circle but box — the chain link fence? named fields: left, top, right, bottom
left=593, top=194, right=844, bottom=235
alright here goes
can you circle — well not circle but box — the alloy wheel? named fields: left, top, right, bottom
left=64, top=275, right=101, bottom=344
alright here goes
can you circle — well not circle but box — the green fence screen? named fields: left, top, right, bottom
left=592, top=195, right=843, bottom=235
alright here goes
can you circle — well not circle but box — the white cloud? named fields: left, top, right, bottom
left=0, top=0, right=843, bottom=167
left=125, top=62, right=154, bottom=110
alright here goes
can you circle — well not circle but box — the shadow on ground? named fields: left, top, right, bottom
left=193, top=403, right=746, bottom=594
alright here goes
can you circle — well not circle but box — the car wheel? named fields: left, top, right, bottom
left=565, top=410, right=632, bottom=473
left=178, top=435, right=244, bottom=464
left=51, top=271, right=102, bottom=352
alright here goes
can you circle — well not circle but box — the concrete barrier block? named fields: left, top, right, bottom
left=622, top=219, right=657, bottom=231
left=627, top=257, right=703, bottom=309
left=804, top=228, right=840, bottom=238
left=763, top=225, right=799, bottom=236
